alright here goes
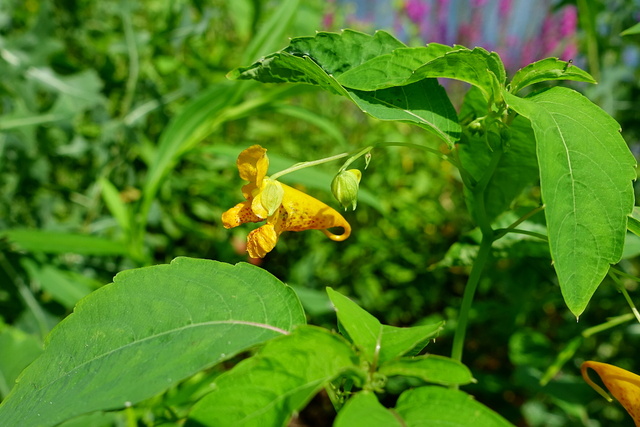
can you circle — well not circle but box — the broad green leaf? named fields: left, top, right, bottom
left=509, top=58, right=596, bottom=95
left=458, top=86, right=539, bottom=222
left=334, top=391, right=402, bottom=427
left=395, top=386, right=514, bottom=426
left=3, top=229, right=128, bottom=256
left=340, top=46, right=506, bottom=103
left=335, top=44, right=457, bottom=90
left=348, top=79, right=461, bottom=148
left=504, top=88, right=636, bottom=316
left=228, top=30, right=461, bottom=147
left=621, top=22, right=640, bottom=36
left=230, top=29, right=405, bottom=83
left=0, top=259, right=305, bottom=427
left=0, top=327, right=42, bottom=399
left=327, top=288, right=443, bottom=364
left=229, top=52, right=349, bottom=96
left=187, top=325, right=359, bottom=427
left=378, top=355, right=474, bottom=387
left=21, top=259, right=93, bottom=309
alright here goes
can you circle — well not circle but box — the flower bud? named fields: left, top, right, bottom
left=331, top=169, right=362, bottom=211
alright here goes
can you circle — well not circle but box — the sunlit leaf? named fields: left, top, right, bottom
left=505, top=88, right=636, bottom=316
left=509, top=58, right=596, bottom=95
left=187, top=326, right=359, bottom=427
left=334, top=391, right=402, bottom=427
left=0, top=259, right=305, bottom=427
left=327, top=288, right=443, bottom=364
left=395, top=386, right=514, bottom=426
left=378, top=355, right=474, bottom=387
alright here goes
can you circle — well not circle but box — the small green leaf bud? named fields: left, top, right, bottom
left=331, top=169, right=362, bottom=211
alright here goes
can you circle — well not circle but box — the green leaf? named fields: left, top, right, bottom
left=0, top=327, right=42, bottom=399
left=459, top=86, right=539, bottom=222
left=621, top=22, right=640, bottom=36
left=340, top=46, right=506, bottom=103
left=348, top=79, right=461, bottom=148
left=187, top=325, right=359, bottom=427
left=335, top=44, right=457, bottom=89
left=504, top=88, right=636, bottom=316
left=228, top=30, right=461, bottom=147
left=378, top=355, right=474, bottom=387
left=0, top=259, right=305, bottom=427
left=229, top=29, right=405, bottom=83
left=334, top=391, right=402, bottom=427
left=229, top=52, right=349, bottom=95
left=509, top=58, right=596, bottom=95
left=3, top=229, right=128, bottom=256
left=327, top=288, right=443, bottom=364
left=395, top=386, right=514, bottom=426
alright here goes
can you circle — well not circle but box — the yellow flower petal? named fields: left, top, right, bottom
left=247, top=223, right=279, bottom=258
left=237, top=145, right=269, bottom=187
left=275, top=183, right=351, bottom=240
left=581, top=361, right=640, bottom=426
left=222, top=201, right=262, bottom=229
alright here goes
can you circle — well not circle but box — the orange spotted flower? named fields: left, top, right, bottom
left=222, top=145, right=351, bottom=258
left=581, top=361, right=640, bottom=426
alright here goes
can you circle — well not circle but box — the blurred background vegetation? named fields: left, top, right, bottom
left=1, top=0, right=640, bottom=425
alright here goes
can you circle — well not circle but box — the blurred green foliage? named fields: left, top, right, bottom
left=1, top=0, right=640, bottom=425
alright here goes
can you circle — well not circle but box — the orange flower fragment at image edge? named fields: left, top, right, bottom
left=581, top=361, right=640, bottom=426
left=221, top=145, right=351, bottom=258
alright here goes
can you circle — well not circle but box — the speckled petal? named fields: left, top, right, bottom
left=582, top=361, right=640, bottom=426
left=247, top=223, right=279, bottom=258
left=277, top=183, right=351, bottom=241
left=221, top=201, right=262, bottom=229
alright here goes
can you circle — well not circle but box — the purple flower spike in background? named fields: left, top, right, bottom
left=335, top=0, right=580, bottom=73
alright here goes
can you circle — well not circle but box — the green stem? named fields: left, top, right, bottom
left=493, top=205, right=545, bottom=241
left=450, top=234, right=493, bottom=365
left=608, top=269, right=640, bottom=323
left=582, top=313, right=635, bottom=337
left=269, top=152, right=349, bottom=180
left=451, top=145, right=503, bottom=371
left=493, top=228, right=548, bottom=241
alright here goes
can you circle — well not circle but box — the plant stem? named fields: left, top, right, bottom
left=493, top=204, right=545, bottom=241
left=582, top=313, right=636, bottom=337
left=451, top=146, right=503, bottom=373
left=608, top=269, right=640, bottom=323
left=492, top=228, right=548, bottom=241
left=451, top=233, right=493, bottom=366
left=269, top=152, right=349, bottom=180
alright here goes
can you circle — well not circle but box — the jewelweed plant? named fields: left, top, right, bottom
left=1, top=23, right=640, bottom=427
